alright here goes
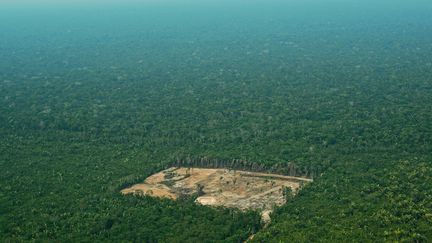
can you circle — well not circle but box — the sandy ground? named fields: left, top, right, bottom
left=121, top=167, right=312, bottom=222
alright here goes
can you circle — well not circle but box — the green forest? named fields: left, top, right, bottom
left=1, top=1, right=432, bottom=242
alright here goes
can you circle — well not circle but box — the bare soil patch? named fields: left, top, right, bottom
left=121, top=167, right=312, bottom=222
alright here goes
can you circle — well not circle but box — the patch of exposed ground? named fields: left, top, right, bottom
left=121, top=167, right=312, bottom=222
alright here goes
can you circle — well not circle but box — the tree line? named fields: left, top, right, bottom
left=168, top=156, right=320, bottom=179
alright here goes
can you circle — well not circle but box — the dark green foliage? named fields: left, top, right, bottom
left=0, top=142, right=261, bottom=242
left=253, top=158, right=432, bottom=242
left=282, top=186, right=293, bottom=201
left=1, top=2, right=432, bottom=242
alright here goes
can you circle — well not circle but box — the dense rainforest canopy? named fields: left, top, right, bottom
left=1, top=1, right=432, bottom=242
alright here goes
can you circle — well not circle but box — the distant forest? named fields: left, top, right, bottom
left=1, top=1, right=432, bottom=242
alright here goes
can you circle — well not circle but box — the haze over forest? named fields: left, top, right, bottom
left=1, top=0, right=431, bottom=242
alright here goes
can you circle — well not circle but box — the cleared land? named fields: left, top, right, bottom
left=122, top=167, right=312, bottom=222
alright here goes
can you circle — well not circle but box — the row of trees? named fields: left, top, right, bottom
left=169, top=157, right=320, bottom=179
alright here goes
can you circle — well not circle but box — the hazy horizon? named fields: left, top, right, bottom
left=1, top=0, right=432, bottom=241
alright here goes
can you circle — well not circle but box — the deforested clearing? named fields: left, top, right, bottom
left=122, top=167, right=312, bottom=222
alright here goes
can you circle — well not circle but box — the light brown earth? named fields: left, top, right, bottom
left=121, top=167, right=312, bottom=222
